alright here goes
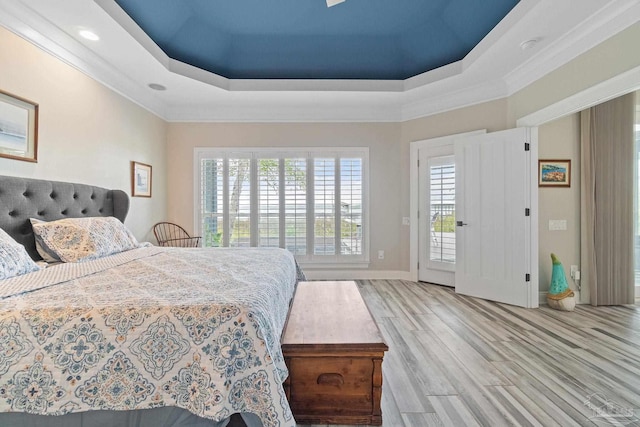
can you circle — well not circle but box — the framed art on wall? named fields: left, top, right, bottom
left=131, top=161, right=152, bottom=197
left=538, top=159, right=571, bottom=187
left=0, top=90, right=38, bottom=162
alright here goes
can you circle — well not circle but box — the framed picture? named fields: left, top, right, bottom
left=539, top=159, right=571, bottom=187
left=0, top=90, right=38, bottom=162
left=131, top=161, right=152, bottom=197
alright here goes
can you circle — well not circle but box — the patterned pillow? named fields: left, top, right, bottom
left=0, top=228, right=40, bottom=280
left=30, top=218, right=62, bottom=263
left=30, top=217, right=141, bottom=263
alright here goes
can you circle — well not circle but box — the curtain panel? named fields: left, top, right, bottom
left=580, top=92, right=636, bottom=306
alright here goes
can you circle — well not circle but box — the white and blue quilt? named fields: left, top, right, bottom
left=0, top=246, right=298, bottom=427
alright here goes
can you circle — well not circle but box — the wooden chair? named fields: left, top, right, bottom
left=153, top=222, right=201, bottom=247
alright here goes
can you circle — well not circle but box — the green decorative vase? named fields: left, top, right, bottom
left=547, top=253, right=575, bottom=311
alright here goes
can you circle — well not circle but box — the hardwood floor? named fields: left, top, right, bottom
left=305, top=280, right=640, bottom=427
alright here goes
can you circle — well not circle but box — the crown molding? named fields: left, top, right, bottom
left=401, top=79, right=508, bottom=122
left=516, top=64, right=640, bottom=127
left=504, top=0, right=640, bottom=95
left=1, top=0, right=638, bottom=123
left=0, top=0, right=169, bottom=120
left=166, top=94, right=404, bottom=123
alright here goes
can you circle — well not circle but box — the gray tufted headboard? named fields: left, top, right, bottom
left=0, top=175, right=129, bottom=260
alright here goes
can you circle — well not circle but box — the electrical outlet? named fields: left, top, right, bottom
left=570, top=265, right=578, bottom=279
left=549, top=220, right=567, bottom=231
left=378, top=250, right=384, bottom=260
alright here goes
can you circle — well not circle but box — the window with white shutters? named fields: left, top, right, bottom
left=229, top=157, right=251, bottom=247
left=429, top=156, right=456, bottom=264
left=284, top=158, right=307, bottom=255
left=195, top=148, right=369, bottom=265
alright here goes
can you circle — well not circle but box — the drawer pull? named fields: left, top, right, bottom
left=317, top=373, right=344, bottom=387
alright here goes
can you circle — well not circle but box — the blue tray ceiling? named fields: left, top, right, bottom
left=114, top=0, right=519, bottom=80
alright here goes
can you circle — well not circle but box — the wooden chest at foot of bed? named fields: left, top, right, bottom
left=282, top=281, right=388, bottom=425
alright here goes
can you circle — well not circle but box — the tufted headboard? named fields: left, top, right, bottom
left=0, top=175, right=129, bottom=260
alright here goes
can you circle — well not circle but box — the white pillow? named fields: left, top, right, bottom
left=0, top=228, right=40, bottom=279
left=30, top=217, right=141, bottom=263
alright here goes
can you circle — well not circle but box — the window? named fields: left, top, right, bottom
left=429, top=156, right=456, bottom=264
left=195, top=148, right=369, bottom=265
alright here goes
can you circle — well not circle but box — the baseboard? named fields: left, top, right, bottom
left=539, top=291, right=548, bottom=305
left=302, top=270, right=413, bottom=281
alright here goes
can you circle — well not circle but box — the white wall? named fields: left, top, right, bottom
left=0, top=27, right=167, bottom=241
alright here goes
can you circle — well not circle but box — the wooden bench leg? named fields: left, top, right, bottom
left=371, top=357, right=383, bottom=425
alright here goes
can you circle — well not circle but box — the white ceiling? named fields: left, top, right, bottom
left=0, top=0, right=639, bottom=122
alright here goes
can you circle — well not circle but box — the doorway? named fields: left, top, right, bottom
left=411, top=128, right=539, bottom=308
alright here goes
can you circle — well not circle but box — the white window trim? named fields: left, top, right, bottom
left=194, top=147, right=370, bottom=267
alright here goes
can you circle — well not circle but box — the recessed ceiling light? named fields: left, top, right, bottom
left=520, top=38, right=540, bottom=50
left=78, top=29, right=100, bottom=41
left=148, top=83, right=167, bottom=91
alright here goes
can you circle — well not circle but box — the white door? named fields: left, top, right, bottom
left=418, top=147, right=456, bottom=286
left=455, top=128, right=538, bottom=308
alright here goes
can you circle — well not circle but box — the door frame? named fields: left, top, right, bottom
left=409, top=130, right=486, bottom=282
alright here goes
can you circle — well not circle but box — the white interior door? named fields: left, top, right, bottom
left=455, top=128, right=538, bottom=308
left=418, top=146, right=455, bottom=286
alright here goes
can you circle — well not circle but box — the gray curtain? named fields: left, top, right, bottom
left=580, top=92, right=636, bottom=306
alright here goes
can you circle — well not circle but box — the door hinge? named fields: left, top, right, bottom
left=524, top=142, right=530, bottom=151
left=417, top=159, right=420, bottom=168
left=417, top=262, right=420, bottom=270
left=525, top=273, right=530, bottom=282
left=525, top=208, right=530, bottom=216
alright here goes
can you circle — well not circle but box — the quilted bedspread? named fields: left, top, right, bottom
left=0, top=246, right=298, bottom=427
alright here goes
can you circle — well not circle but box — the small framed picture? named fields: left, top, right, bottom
left=131, top=161, right=152, bottom=197
left=539, top=159, right=571, bottom=187
left=0, top=89, right=38, bottom=162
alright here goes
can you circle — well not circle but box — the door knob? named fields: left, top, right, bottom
left=456, top=221, right=468, bottom=227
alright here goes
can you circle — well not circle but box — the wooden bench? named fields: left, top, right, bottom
left=282, top=281, right=388, bottom=425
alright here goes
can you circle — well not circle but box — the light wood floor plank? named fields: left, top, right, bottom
left=303, top=280, right=640, bottom=427
left=413, top=313, right=511, bottom=386
left=427, top=396, right=482, bottom=427
left=492, top=360, right=585, bottom=427
left=400, top=412, right=444, bottom=427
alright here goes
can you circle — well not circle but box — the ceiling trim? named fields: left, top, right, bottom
left=167, top=102, right=403, bottom=123
left=516, top=64, right=640, bottom=127
left=505, top=0, right=640, bottom=94
left=401, top=79, right=508, bottom=122
left=0, top=0, right=637, bottom=123
left=0, top=0, right=169, bottom=119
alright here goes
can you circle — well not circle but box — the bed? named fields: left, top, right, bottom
left=0, top=175, right=299, bottom=427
